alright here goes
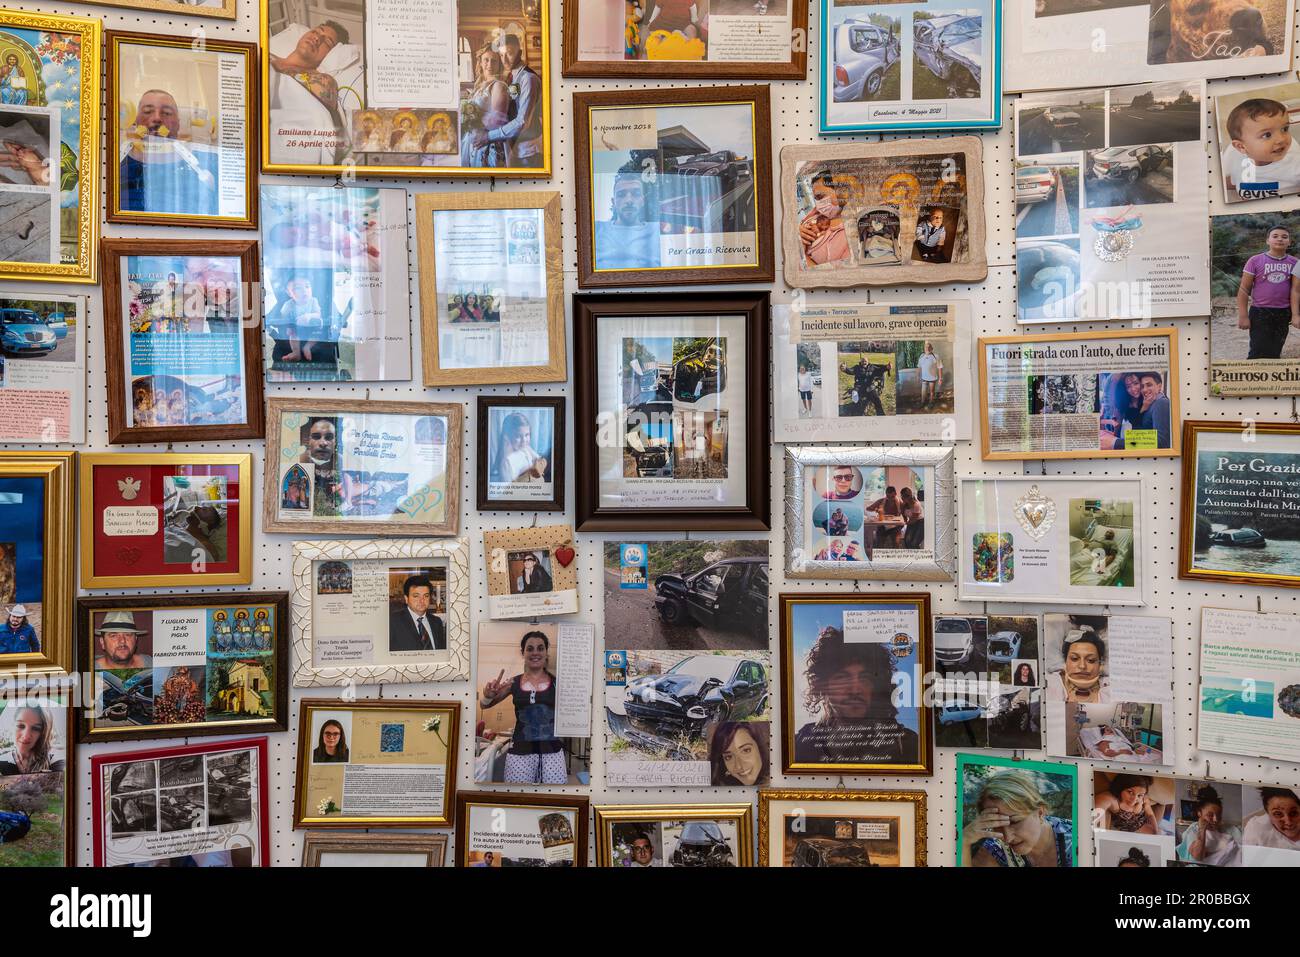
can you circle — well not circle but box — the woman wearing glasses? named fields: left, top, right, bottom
left=480, top=630, right=566, bottom=784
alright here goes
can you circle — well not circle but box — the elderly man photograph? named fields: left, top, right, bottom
left=94, top=611, right=151, bottom=671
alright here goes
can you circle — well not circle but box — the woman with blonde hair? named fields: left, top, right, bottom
left=963, top=769, right=1073, bottom=867
left=459, top=42, right=509, bottom=168
left=0, top=704, right=64, bottom=774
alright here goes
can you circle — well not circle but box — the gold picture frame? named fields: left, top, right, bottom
left=293, top=697, right=460, bottom=828
left=416, top=191, right=565, bottom=386
left=85, top=0, right=236, bottom=20
left=758, top=788, right=928, bottom=867
left=259, top=0, right=552, bottom=178
left=0, top=10, right=101, bottom=283
left=593, top=803, right=754, bottom=867
left=105, top=32, right=258, bottom=228
left=0, top=451, right=75, bottom=679
left=78, top=452, right=254, bottom=589
left=978, top=327, right=1181, bottom=461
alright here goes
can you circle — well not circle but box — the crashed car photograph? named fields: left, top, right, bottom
left=622, top=653, right=769, bottom=735
left=669, top=821, right=736, bottom=866
left=782, top=815, right=900, bottom=867
left=912, top=11, right=982, bottom=100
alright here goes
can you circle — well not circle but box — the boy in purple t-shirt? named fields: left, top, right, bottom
left=1238, top=225, right=1300, bottom=359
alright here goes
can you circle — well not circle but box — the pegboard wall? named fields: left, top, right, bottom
left=0, top=0, right=1297, bottom=868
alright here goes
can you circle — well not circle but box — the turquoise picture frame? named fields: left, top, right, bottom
left=955, top=752, right=1079, bottom=867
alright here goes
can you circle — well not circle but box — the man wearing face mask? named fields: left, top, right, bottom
left=594, top=170, right=661, bottom=270
left=799, top=171, right=850, bottom=267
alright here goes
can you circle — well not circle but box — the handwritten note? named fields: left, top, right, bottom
left=102, top=506, right=159, bottom=538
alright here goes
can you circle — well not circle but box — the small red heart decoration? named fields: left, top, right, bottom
left=554, top=545, right=575, bottom=568
left=116, top=546, right=142, bottom=567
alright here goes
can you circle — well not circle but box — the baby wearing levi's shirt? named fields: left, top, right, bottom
left=1223, top=97, right=1300, bottom=196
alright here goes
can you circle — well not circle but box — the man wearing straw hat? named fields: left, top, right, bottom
left=0, top=604, right=37, bottom=653
left=94, top=611, right=150, bottom=670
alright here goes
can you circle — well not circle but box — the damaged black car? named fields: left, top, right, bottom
left=653, top=556, right=767, bottom=633
left=623, top=655, right=768, bottom=737
left=670, top=821, right=735, bottom=866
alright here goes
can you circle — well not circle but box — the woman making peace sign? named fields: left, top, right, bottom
left=480, top=630, right=567, bottom=784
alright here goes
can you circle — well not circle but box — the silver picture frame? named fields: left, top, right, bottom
left=784, top=445, right=954, bottom=581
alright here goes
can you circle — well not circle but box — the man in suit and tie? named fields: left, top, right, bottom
left=388, top=575, right=446, bottom=652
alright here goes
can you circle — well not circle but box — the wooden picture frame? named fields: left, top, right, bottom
left=76, top=592, right=290, bottom=745
left=455, top=791, right=589, bottom=867
left=415, top=191, right=565, bottom=386
left=476, top=395, right=565, bottom=512
left=758, top=788, right=928, bottom=867
left=779, top=591, right=934, bottom=777
left=0, top=451, right=74, bottom=679
left=0, top=679, right=76, bottom=867
left=90, top=0, right=236, bottom=19
left=302, top=831, right=449, bottom=867
left=264, top=397, right=463, bottom=537
left=79, top=452, right=254, bottom=589
left=92, top=736, right=271, bottom=867
left=561, top=0, right=808, bottom=80
left=1178, top=419, right=1300, bottom=591
left=290, top=537, right=470, bottom=687
left=594, top=803, right=753, bottom=866
left=0, top=10, right=100, bottom=283
left=100, top=239, right=264, bottom=445
left=106, top=32, right=258, bottom=228
left=259, top=0, right=553, bottom=178
left=780, top=137, right=987, bottom=288
left=573, top=291, right=771, bottom=531
left=978, top=328, right=1181, bottom=461
left=573, top=85, right=775, bottom=289
left=293, top=698, right=460, bottom=829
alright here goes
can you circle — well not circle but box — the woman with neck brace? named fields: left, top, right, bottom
left=1046, top=628, right=1109, bottom=703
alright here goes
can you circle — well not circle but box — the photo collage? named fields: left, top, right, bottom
left=89, top=603, right=276, bottom=732
left=933, top=614, right=1042, bottom=750
left=311, top=559, right=449, bottom=668
left=801, top=463, right=931, bottom=566
left=605, top=815, right=742, bottom=866
left=604, top=540, right=769, bottom=787
left=1014, top=79, right=1208, bottom=321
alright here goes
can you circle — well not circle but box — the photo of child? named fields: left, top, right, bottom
left=1218, top=90, right=1300, bottom=201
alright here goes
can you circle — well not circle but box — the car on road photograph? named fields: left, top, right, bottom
left=1015, top=165, right=1056, bottom=205
left=0, top=307, right=58, bottom=356
left=832, top=17, right=901, bottom=102
left=1085, top=144, right=1173, bottom=208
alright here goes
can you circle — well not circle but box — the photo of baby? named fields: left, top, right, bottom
left=1216, top=79, right=1300, bottom=203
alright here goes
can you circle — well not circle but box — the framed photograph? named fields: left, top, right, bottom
left=302, top=831, right=448, bottom=867
left=933, top=614, right=1043, bottom=751
left=0, top=681, right=74, bottom=866
left=781, top=137, right=987, bottom=288
left=779, top=592, right=933, bottom=776
left=262, top=185, right=412, bottom=383
left=573, top=291, right=770, bottom=531
left=264, top=397, right=462, bottom=537
left=0, top=11, right=100, bottom=284
left=106, top=32, right=256, bottom=228
left=1014, top=82, right=1209, bottom=323
left=957, top=475, right=1147, bottom=606
left=0, top=451, right=73, bottom=679
left=784, top=446, right=953, bottom=581
left=91, top=737, right=270, bottom=867
left=1209, top=211, right=1300, bottom=397
left=79, top=452, right=254, bottom=590
left=573, top=85, right=774, bottom=288
left=261, top=0, right=551, bottom=177
left=90, top=0, right=236, bottom=20
left=416, top=191, right=565, bottom=386
left=477, top=395, right=565, bottom=511
left=291, top=538, right=469, bottom=688
left=820, top=0, right=1001, bottom=134
left=294, top=698, right=459, bottom=828
left=0, top=293, right=86, bottom=443
left=773, top=299, right=972, bottom=443
left=594, top=803, right=753, bottom=866
left=562, top=0, right=807, bottom=79
left=484, top=525, right=578, bottom=619
left=1178, top=420, right=1300, bottom=589
left=1004, top=0, right=1294, bottom=93
left=758, top=788, right=927, bottom=867
left=455, top=792, right=588, bottom=867
left=475, top=621, right=594, bottom=786
left=979, top=328, right=1180, bottom=460
left=77, top=592, right=289, bottom=745
left=956, top=753, right=1077, bottom=867
left=101, top=240, right=263, bottom=445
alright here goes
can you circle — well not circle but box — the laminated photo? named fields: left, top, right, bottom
left=0, top=293, right=84, bottom=443
left=933, top=614, right=1043, bottom=751
left=1213, top=74, right=1300, bottom=204
left=0, top=691, right=71, bottom=866
left=956, top=753, right=1077, bottom=867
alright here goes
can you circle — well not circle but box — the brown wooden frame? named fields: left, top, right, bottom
left=302, top=831, right=448, bottom=867
left=573, top=291, right=771, bottom=531
left=75, top=591, right=290, bottom=744
left=1178, top=419, right=1300, bottom=590
left=573, top=85, right=775, bottom=289
left=476, top=395, right=566, bottom=512
left=415, top=191, right=566, bottom=386
left=101, top=239, right=264, bottom=444
left=778, top=591, right=934, bottom=777
left=455, top=791, right=589, bottom=867
left=978, top=327, right=1181, bottom=461
left=561, top=0, right=807, bottom=79
left=263, top=397, right=462, bottom=537
left=105, top=31, right=258, bottom=229
left=293, top=698, right=461, bottom=829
